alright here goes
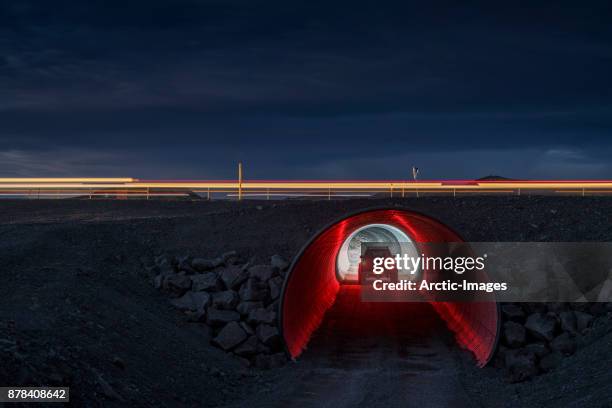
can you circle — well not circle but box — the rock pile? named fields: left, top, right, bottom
left=496, top=302, right=610, bottom=382
left=144, top=252, right=610, bottom=378
left=145, top=251, right=290, bottom=369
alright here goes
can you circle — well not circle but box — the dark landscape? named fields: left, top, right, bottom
left=1, top=196, right=611, bottom=407
left=2, top=0, right=611, bottom=406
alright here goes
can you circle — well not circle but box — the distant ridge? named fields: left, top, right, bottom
left=476, top=175, right=516, bottom=181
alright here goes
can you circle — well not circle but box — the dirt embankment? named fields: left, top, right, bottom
left=0, top=197, right=611, bottom=407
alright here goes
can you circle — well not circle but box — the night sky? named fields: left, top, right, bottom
left=1, top=1, right=611, bottom=179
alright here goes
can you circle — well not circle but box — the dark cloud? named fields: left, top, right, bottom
left=0, top=1, right=611, bottom=178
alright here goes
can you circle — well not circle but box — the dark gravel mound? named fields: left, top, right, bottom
left=0, top=197, right=611, bottom=407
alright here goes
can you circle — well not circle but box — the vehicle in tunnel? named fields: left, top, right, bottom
left=358, top=245, right=398, bottom=286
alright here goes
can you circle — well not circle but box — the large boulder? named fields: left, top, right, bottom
left=212, top=291, right=240, bottom=310
left=237, top=301, right=264, bottom=316
left=207, top=308, right=240, bottom=326
left=153, top=262, right=176, bottom=288
left=256, top=324, right=281, bottom=348
left=170, top=291, right=211, bottom=311
left=503, top=321, right=526, bottom=348
left=212, top=257, right=225, bottom=268
left=144, top=263, right=160, bottom=277
left=574, top=311, right=594, bottom=333
left=559, top=311, right=577, bottom=334
left=192, top=258, right=216, bottom=272
left=247, top=308, right=277, bottom=325
left=233, top=335, right=261, bottom=357
left=239, top=279, right=269, bottom=302
left=248, top=265, right=276, bottom=282
left=525, top=313, right=557, bottom=341
left=212, top=322, right=247, bottom=351
left=164, top=274, right=192, bottom=297
left=157, top=263, right=176, bottom=277
left=239, top=321, right=254, bottom=335
left=266, top=300, right=279, bottom=313
left=269, top=277, right=284, bottom=300
left=221, top=250, right=240, bottom=265
left=219, top=265, right=249, bottom=290
left=550, top=333, right=576, bottom=355
left=270, top=255, right=289, bottom=271
left=524, top=342, right=549, bottom=358
left=177, top=255, right=196, bottom=274
left=185, top=309, right=208, bottom=323
left=155, top=254, right=174, bottom=268
left=153, top=274, right=165, bottom=289
left=191, top=273, right=223, bottom=292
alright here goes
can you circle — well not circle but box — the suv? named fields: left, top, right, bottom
left=358, top=246, right=398, bottom=285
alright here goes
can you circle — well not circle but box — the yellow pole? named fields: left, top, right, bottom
left=238, top=162, right=243, bottom=201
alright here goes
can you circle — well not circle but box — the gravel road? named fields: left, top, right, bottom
left=237, top=287, right=476, bottom=408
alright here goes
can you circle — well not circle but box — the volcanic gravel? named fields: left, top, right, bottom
left=0, top=196, right=611, bottom=407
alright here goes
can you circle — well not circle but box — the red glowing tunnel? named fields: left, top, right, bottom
left=279, top=208, right=500, bottom=367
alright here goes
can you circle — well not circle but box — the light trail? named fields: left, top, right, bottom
left=0, top=193, right=188, bottom=197
left=2, top=178, right=612, bottom=199
left=226, top=193, right=374, bottom=197
left=0, top=178, right=134, bottom=183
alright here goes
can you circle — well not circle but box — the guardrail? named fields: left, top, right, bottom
left=1, top=178, right=612, bottom=199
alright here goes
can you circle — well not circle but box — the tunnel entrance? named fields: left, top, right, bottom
left=336, top=223, right=419, bottom=283
left=280, top=209, right=500, bottom=367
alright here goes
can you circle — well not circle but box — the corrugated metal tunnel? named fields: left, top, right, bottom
left=279, top=208, right=500, bottom=367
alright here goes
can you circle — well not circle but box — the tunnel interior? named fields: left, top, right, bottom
left=301, top=285, right=454, bottom=370
left=336, top=223, right=420, bottom=283
left=280, top=209, right=500, bottom=367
